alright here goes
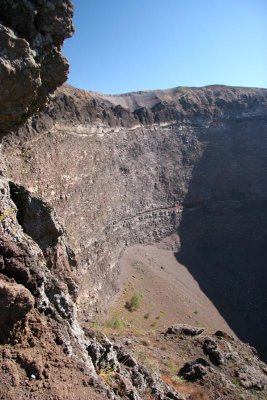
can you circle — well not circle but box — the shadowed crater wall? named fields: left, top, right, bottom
left=176, top=117, right=267, bottom=362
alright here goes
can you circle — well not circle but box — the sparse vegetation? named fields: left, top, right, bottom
left=98, top=364, right=116, bottom=386
left=133, top=348, right=159, bottom=374
left=125, top=293, right=142, bottom=312
left=170, top=375, right=185, bottom=384
left=166, top=359, right=178, bottom=375
left=231, top=376, right=241, bottom=388
left=250, top=390, right=267, bottom=400
left=112, top=318, right=123, bottom=329
left=161, top=373, right=209, bottom=399
left=0, top=208, right=16, bottom=222
left=106, top=317, right=124, bottom=330
left=90, top=317, right=124, bottom=333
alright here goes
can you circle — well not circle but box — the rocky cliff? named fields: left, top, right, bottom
left=0, top=2, right=99, bottom=399
left=3, top=84, right=267, bottom=365
left=1, top=1, right=267, bottom=399
left=0, top=0, right=73, bottom=136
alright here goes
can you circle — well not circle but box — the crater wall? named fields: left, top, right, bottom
left=4, top=84, right=267, bottom=360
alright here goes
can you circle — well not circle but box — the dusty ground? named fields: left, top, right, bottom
left=0, top=310, right=104, bottom=400
left=97, top=236, right=235, bottom=337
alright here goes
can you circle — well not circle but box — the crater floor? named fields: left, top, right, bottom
left=100, top=237, right=234, bottom=337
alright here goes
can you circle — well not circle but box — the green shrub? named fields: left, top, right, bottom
left=105, top=317, right=123, bottom=329
left=125, top=293, right=142, bottom=311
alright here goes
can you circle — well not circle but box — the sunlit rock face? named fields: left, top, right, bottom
left=0, top=0, right=79, bottom=378
left=0, top=0, right=74, bottom=137
left=4, top=84, right=267, bottom=360
left=0, top=0, right=75, bottom=321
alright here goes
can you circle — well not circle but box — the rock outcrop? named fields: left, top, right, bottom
left=165, top=325, right=205, bottom=336
left=0, top=0, right=76, bottom=329
left=0, top=2, right=99, bottom=399
left=0, top=274, right=34, bottom=327
left=0, top=0, right=74, bottom=137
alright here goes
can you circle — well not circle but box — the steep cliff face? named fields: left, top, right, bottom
left=0, top=2, right=100, bottom=399
left=0, top=0, right=74, bottom=137
left=0, top=0, right=77, bottom=326
left=4, top=84, right=267, bottom=363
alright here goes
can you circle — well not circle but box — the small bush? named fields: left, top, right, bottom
left=113, top=318, right=123, bottom=329
left=125, top=293, right=142, bottom=312
left=99, top=364, right=116, bottom=385
left=170, top=375, right=184, bottom=384
left=105, top=317, right=123, bottom=330
left=195, top=319, right=203, bottom=327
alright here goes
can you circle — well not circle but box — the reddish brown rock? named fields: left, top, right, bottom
left=0, top=274, right=34, bottom=325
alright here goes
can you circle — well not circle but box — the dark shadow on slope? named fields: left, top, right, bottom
left=9, top=182, right=61, bottom=252
left=176, top=117, right=267, bottom=362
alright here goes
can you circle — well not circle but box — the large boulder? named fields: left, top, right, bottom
left=178, top=358, right=210, bottom=382
left=165, top=324, right=205, bottom=336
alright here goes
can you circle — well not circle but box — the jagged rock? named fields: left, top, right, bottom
left=203, top=337, right=225, bottom=366
left=0, top=0, right=76, bottom=323
left=214, top=330, right=229, bottom=338
left=0, top=25, right=40, bottom=136
left=0, top=274, right=34, bottom=325
left=0, top=0, right=74, bottom=137
left=236, top=366, right=267, bottom=391
left=178, top=358, right=210, bottom=381
left=165, top=324, right=205, bottom=336
left=85, top=333, right=188, bottom=399
left=0, top=178, right=77, bottom=321
left=8, top=182, right=79, bottom=302
left=0, top=230, right=44, bottom=294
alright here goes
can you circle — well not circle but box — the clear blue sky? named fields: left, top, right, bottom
left=63, top=0, right=267, bottom=94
